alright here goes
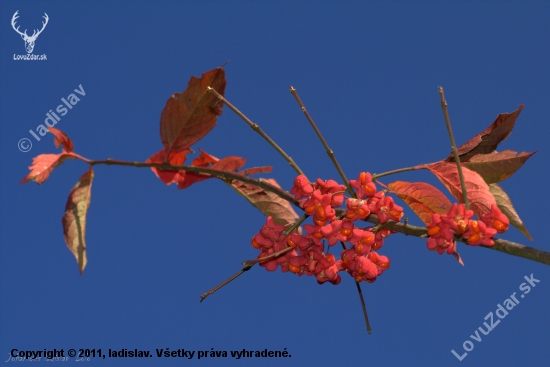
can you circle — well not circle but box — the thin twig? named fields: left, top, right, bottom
left=355, top=281, right=372, bottom=334
left=438, top=87, right=469, bottom=208
left=200, top=265, right=253, bottom=303
left=200, top=246, right=294, bottom=303
left=242, top=246, right=295, bottom=267
left=200, top=214, right=308, bottom=302
left=242, top=214, right=308, bottom=267
left=284, top=213, right=308, bottom=235
left=289, top=86, right=354, bottom=197
left=372, top=166, right=417, bottom=180
left=207, top=87, right=305, bottom=176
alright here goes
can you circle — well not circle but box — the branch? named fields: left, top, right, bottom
left=91, top=157, right=550, bottom=266
left=84, top=156, right=549, bottom=314
left=88, top=158, right=299, bottom=207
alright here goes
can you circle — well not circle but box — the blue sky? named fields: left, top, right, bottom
left=1, top=1, right=549, bottom=366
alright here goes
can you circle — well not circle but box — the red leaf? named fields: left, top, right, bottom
left=447, top=105, right=524, bottom=161
left=211, top=156, right=246, bottom=171
left=147, top=148, right=248, bottom=190
left=160, top=68, right=226, bottom=156
left=240, top=166, right=273, bottom=176
left=387, top=181, right=452, bottom=225
left=146, top=148, right=191, bottom=187
left=462, top=150, right=536, bottom=184
left=191, top=149, right=218, bottom=167
left=62, top=167, right=94, bottom=274
left=230, top=178, right=299, bottom=227
left=20, top=129, right=79, bottom=185
left=178, top=155, right=246, bottom=190
left=49, top=127, right=74, bottom=153
left=489, top=183, right=532, bottom=240
left=425, top=161, right=496, bottom=218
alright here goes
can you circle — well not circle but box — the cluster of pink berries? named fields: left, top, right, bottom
left=426, top=203, right=510, bottom=255
left=251, top=173, right=404, bottom=285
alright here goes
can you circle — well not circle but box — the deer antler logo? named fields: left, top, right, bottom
left=11, top=10, right=49, bottom=54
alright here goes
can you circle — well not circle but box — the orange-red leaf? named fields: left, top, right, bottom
left=160, top=68, right=226, bottom=156
left=462, top=150, right=536, bottom=184
left=62, top=167, right=94, bottom=275
left=230, top=178, right=299, bottom=227
left=425, top=161, right=496, bottom=219
left=20, top=153, right=76, bottom=184
left=489, top=183, right=532, bottom=240
left=387, top=181, right=452, bottom=225
left=20, top=128, right=79, bottom=185
left=447, top=105, right=524, bottom=162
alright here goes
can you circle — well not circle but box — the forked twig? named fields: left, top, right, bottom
left=207, top=87, right=305, bottom=177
